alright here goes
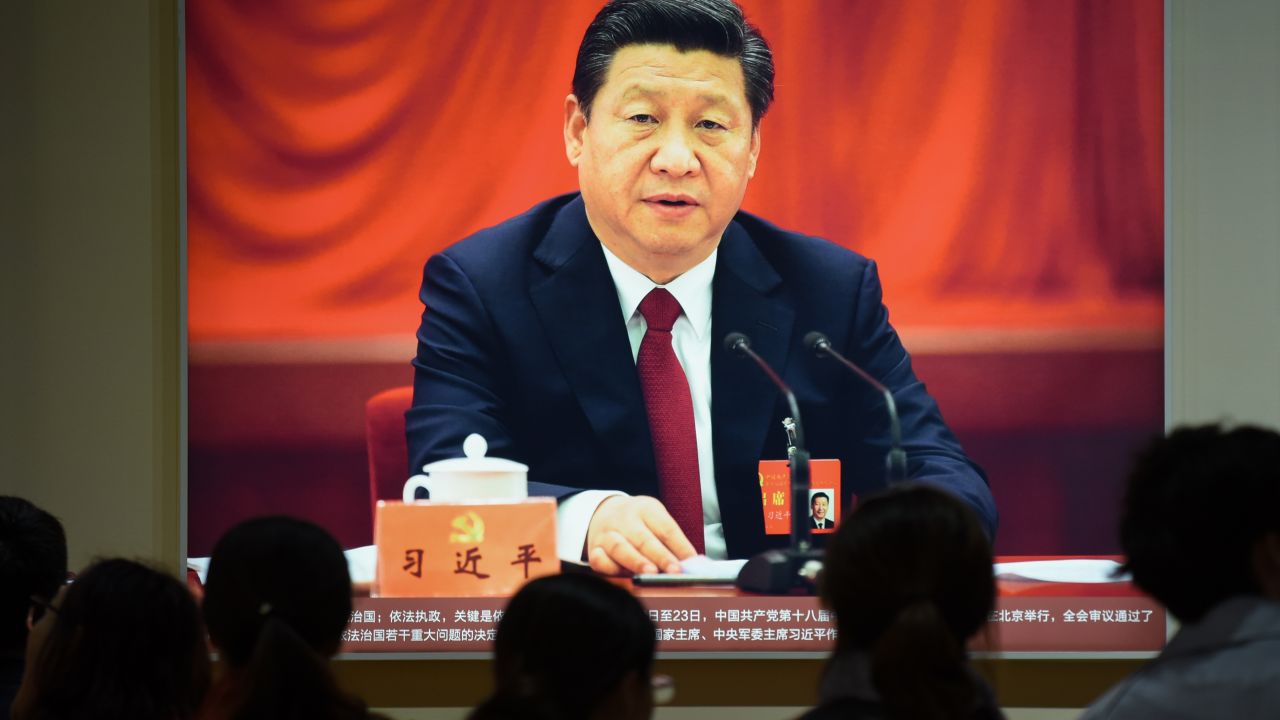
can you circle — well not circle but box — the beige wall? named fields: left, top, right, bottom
left=0, top=0, right=182, bottom=572
left=1, top=0, right=1278, bottom=714
left=1166, top=0, right=1280, bottom=429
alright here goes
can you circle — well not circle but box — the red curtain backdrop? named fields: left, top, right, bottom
left=186, top=0, right=1162, bottom=342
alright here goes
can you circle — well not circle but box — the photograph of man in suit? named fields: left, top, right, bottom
left=809, top=491, right=835, bottom=530
left=407, top=0, right=996, bottom=575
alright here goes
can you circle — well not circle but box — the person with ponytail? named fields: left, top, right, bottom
left=12, top=558, right=210, bottom=720
left=799, top=484, right=1001, bottom=720
left=199, top=516, right=383, bottom=720
left=468, top=572, right=660, bottom=720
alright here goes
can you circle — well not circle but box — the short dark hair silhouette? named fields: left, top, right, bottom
left=0, top=496, right=67, bottom=653
left=1120, top=424, right=1280, bottom=623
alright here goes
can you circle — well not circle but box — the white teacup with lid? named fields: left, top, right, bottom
left=402, top=434, right=528, bottom=502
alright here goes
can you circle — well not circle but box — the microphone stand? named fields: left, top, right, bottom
left=724, top=333, right=824, bottom=595
left=804, top=332, right=908, bottom=485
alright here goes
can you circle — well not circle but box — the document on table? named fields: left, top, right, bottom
left=994, top=558, right=1129, bottom=583
left=188, top=544, right=380, bottom=585
left=631, top=555, right=748, bottom=585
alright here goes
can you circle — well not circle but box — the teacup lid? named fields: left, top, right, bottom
left=421, top=434, right=528, bottom=474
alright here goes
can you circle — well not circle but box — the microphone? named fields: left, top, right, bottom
left=724, top=332, right=821, bottom=594
left=803, top=331, right=908, bottom=484
left=723, top=333, right=806, bottom=452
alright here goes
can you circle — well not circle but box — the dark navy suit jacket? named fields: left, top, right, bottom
left=407, top=194, right=996, bottom=559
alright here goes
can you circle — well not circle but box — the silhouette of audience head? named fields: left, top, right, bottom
left=819, top=483, right=995, bottom=720
left=1120, top=424, right=1280, bottom=622
left=0, top=496, right=67, bottom=657
left=470, top=572, right=658, bottom=720
left=12, top=558, right=209, bottom=720
left=200, top=515, right=373, bottom=720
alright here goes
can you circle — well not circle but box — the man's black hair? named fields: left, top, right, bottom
left=572, top=0, right=774, bottom=127
left=1120, top=424, right=1280, bottom=623
left=811, top=492, right=830, bottom=505
left=0, top=496, right=67, bottom=652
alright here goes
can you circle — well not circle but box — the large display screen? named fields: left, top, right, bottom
left=185, top=0, right=1164, bottom=656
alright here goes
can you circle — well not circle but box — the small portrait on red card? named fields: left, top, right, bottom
left=809, top=489, right=837, bottom=532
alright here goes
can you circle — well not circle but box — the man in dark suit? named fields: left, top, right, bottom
left=407, top=0, right=995, bottom=575
left=810, top=492, right=835, bottom=530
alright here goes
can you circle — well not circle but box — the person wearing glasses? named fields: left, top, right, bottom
left=11, top=558, right=209, bottom=720
left=0, top=497, right=66, bottom=720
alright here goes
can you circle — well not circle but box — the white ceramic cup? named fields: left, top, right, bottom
left=403, top=434, right=528, bottom=502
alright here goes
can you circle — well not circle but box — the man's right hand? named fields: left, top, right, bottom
left=585, top=495, right=698, bottom=576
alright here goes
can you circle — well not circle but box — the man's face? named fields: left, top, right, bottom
left=565, top=44, right=761, bottom=283
left=811, top=495, right=828, bottom=521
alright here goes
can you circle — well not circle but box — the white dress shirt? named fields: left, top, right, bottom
left=555, top=245, right=726, bottom=561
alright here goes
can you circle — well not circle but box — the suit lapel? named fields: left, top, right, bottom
left=529, top=197, right=657, bottom=493
left=711, top=220, right=794, bottom=550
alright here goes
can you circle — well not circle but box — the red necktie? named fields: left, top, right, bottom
left=636, top=288, right=705, bottom=554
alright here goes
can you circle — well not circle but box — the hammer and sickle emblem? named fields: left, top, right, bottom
left=449, top=511, right=485, bottom=544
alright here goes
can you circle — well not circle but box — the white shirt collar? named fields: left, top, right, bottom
left=599, top=244, right=717, bottom=340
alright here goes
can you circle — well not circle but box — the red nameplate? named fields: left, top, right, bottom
left=758, top=459, right=844, bottom=535
left=374, top=498, right=557, bottom=597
